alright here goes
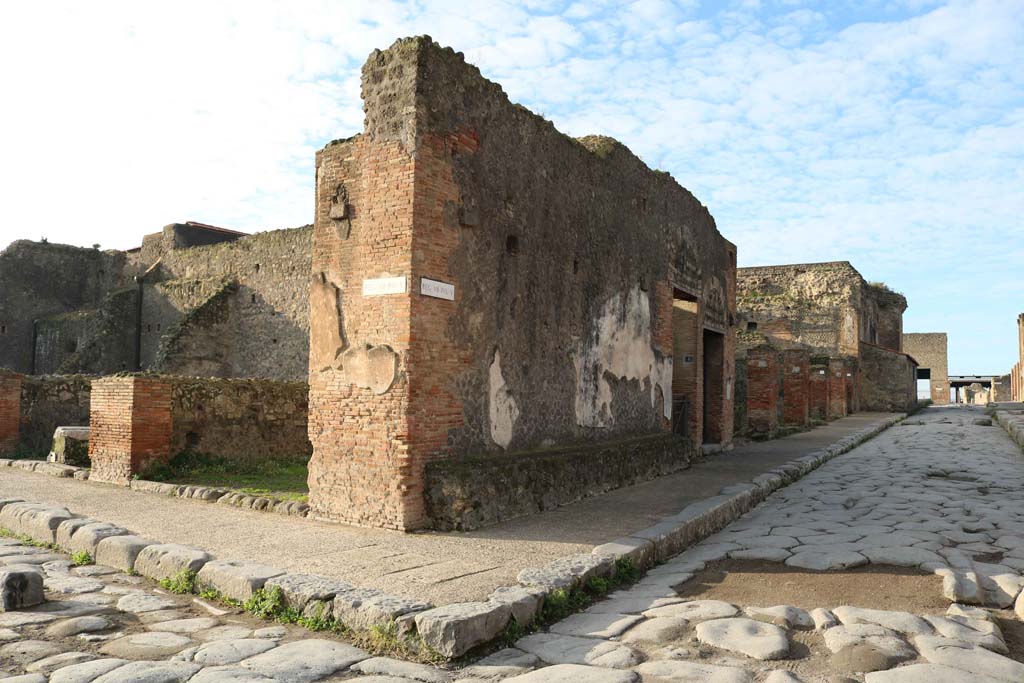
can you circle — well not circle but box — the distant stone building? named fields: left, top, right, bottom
left=1011, top=313, right=1024, bottom=402
left=307, top=37, right=738, bottom=531
left=0, top=222, right=311, bottom=381
left=903, top=332, right=950, bottom=405
left=736, top=261, right=917, bottom=416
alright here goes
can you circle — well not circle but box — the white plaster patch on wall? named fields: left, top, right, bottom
left=489, top=349, right=519, bottom=449
left=573, top=286, right=672, bottom=428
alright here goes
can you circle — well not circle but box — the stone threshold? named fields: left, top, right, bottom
left=0, top=412, right=906, bottom=660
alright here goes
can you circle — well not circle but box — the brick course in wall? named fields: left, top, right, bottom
left=0, top=372, right=22, bottom=455
left=828, top=358, right=848, bottom=419
left=809, top=356, right=830, bottom=420
left=88, top=376, right=173, bottom=483
left=746, top=346, right=779, bottom=436
left=781, top=349, right=810, bottom=427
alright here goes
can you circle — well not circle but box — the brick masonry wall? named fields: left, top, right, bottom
left=19, top=375, right=92, bottom=456
left=0, top=372, right=22, bottom=455
left=809, top=356, right=830, bottom=420
left=781, top=349, right=810, bottom=427
left=746, top=346, right=779, bottom=435
left=88, top=376, right=172, bottom=483
left=828, top=358, right=848, bottom=418
left=307, top=37, right=738, bottom=530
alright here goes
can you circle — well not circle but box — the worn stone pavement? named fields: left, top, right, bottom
left=0, top=413, right=897, bottom=607
left=1, top=406, right=1022, bottom=680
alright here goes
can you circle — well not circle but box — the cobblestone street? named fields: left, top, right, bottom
left=1, top=406, right=1022, bottom=682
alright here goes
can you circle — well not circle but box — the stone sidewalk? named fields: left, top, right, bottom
left=0, top=413, right=899, bottom=607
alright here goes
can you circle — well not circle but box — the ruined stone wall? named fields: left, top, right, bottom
left=737, top=262, right=863, bottom=357
left=858, top=342, right=917, bottom=412
left=992, top=374, right=1012, bottom=402
left=18, top=375, right=92, bottom=456
left=864, top=284, right=907, bottom=352
left=902, top=332, right=949, bottom=405
left=168, top=377, right=310, bottom=464
left=0, top=241, right=130, bottom=373
left=142, top=226, right=311, bottom=380
left=1014, top=314, right=1024, bottom=402
left=309, top=37, right=735, bottom=530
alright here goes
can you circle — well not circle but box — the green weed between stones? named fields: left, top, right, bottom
left=159, top=569, right=197, bottom=594
left=71, top=551, right=93, bottom=566
left=0, top=527, right=58, bottom=551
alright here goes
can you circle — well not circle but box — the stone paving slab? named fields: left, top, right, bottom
left=0, top=413, right=899, bottom=607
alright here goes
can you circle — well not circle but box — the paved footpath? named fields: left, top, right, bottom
left=1, top=406, right=1022, bottom=681
left=0, top=413, right=897, bottom=607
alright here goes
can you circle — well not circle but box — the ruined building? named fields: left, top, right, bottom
left=735, top=261, right=917, bottom=427
left=0, top=222, right=311, bottom=380
left=308, top=37, right=738, bottom=531
left=903, top=333, right=950, bottom=404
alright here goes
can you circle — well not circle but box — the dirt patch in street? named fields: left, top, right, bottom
left=679, top=559, right=949, bottom=613
left=995, top=616, right=1024, bottom=663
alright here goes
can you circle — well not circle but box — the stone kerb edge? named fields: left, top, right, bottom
left=0, top=496, right=435, bottom=652
left=590, top=413, right=906, bottom=569
left=0, top=413, right=905, bottom=661
left=994, top=410, right=1024, bottom=448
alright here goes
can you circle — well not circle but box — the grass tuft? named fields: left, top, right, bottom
left=160, top=569, right=197, bottom=594
left=71, top=551, right=93, bottom=566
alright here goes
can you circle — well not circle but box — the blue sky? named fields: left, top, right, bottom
left=1, top=0, right=1021, bottom=374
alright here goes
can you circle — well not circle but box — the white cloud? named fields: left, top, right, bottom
left=0, top=0, right=1020, bottom=371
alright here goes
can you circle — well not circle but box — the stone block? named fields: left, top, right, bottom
left=0, top=502, right=74, bottom=545
left=489, top=586, right=545, bottom=626
left=48, top=427, right=90, bottom=467
left=55, top=517, right=96, bottom=551
left=592, top=537, right=655, bottom=570
left=264, top=573, right=353, bottom=610
left=134, top=544, right=212, bottom=582
left=414, top=601, right=512, bottom=658
left=517, top=554, right=615, bottom=591
left=195, top=560, right=285, bottom=602
left=0, top=567, right=45, bottom=611
left=129, top=480, right=182, bottom=496
left=66, top=523, right=129, bottom=557
left=94, top=535, right=157, bottom=573
left=332, top=588, right=432, bottom=630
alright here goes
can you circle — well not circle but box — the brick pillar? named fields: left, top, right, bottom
left=809, top=356, right=830, bottom=420
left=88, top=376, right=172, bottom=484
left=828, top=358, right=847, bottom=418
left=781, top=349, right=809, bottom=427
left=844, top=357, right=859, bottom=413
left=746, top=346, right=779, bottom=436
left=0, top=372, right=22, bottom=456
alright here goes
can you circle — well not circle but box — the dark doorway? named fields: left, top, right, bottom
left=703, top=329, right=724, bottom=444
left=671, top=290, right=699, bottom=439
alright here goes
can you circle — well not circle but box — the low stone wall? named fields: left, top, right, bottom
left=19, top=375, right=92, bottom=456
left=88, top=374, right=311, bottom=483
left=425, top=433, right=694, bottom=531
left=169, top=377, right=310, bottom=464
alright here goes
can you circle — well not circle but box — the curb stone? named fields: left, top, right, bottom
left=0, top=413, right=905, bottom=660
left=993, top=410, right=1024, bottom=449
left=590, top=413, right=906, bottom=570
